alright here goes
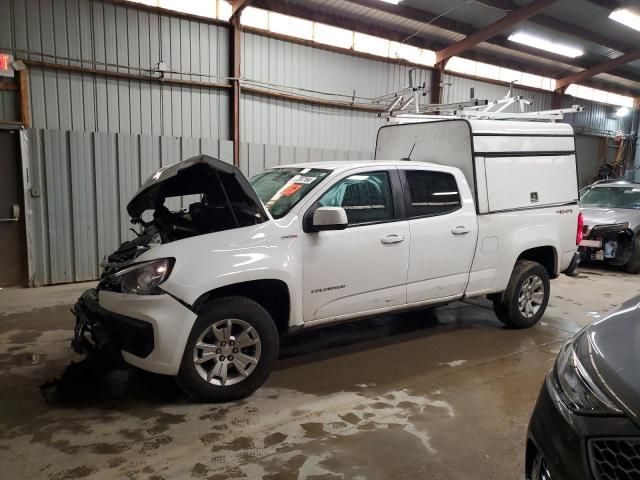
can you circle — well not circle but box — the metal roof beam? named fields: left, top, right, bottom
left=231, top=0, right=253, bottom=18
left=435, top=0, right=560, bottom=64
left=251, top=0, right=640, bottom=94
left=556, top=50, right=640, bottom=90
left=475, top=0, right=635, bottom=53
left=253, top=0, right=554, bottom=75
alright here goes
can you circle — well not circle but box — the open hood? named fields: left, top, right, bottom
left=127, top=155, right=267, bottom=221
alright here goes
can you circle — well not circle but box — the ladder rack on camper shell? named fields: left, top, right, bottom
left=380, top=96, right=584, bottom=122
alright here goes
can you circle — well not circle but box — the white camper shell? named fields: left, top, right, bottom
left=375, top=119, right=578, bottom=214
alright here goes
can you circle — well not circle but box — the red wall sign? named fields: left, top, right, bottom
left=0, top=53, right=14, bottom=77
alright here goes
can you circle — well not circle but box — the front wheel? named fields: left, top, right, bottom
left=177, top=296, right=279, bottom=402
left=493, top=260, right=550, bottom=329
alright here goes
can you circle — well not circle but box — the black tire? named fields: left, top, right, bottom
left=492, top=260, right=550, bottom=329
left=177, top=296, right=279, bottom=402
left=624, top=236, right=640, bottom=274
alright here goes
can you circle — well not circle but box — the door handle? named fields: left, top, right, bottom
left=381, top=234, right=405, bottom=244
left=451, top=226, right=470, bottom=235
left=0, top=204, right=19, bottom=223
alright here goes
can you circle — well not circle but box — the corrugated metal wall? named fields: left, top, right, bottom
left=240, top=32, right=430, bottom=151
left=25, top=127, right=371, bottom=285
left=0, top=0, right=230, bottom=138
left=560, top=96, right=636, bottom=137
left=2, top=0, right=638, bottom=284
left=575, top=134, right=602, bottom=188
left=442, top=73, right=553, bottom=112
left=0, top=89, right=18, bottom=122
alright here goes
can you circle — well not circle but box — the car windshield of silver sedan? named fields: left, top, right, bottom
left=249, top=168, right=331, bottom=218
left=580, top=186, right=640, bottom=210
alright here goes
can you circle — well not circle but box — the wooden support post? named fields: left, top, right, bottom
left=431, top=64, right=443, bottom=105
left=230, top=15, right=241, bottom=168
left=18, top=69, right=30, bottom=128
left=551, top=86, right=566, bottom=109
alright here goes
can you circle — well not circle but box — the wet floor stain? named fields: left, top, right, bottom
left=1, top=269, right=636, bottom=479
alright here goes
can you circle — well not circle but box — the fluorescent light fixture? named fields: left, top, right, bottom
left=609, top=8, right=640, bottom=32
left=508, top=32, right=583, bottom=58
left=379, top=0, right=402, bottom=4
left=616, top=107, right=630, bottom=117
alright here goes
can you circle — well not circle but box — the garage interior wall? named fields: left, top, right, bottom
left=0, top=0, right=637, bottom=285
left=0, top=90, right=19, bottom=121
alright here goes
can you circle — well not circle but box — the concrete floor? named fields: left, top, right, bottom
left=0, top=266, right=637, bottom=480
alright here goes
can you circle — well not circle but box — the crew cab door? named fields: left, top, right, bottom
left=398, top=166, right=478, bottom=303
left=301, top=168, right=409, bottom=322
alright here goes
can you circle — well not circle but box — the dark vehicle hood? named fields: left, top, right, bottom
left=127, top=155, right=267, bottom=220
left=581, top=207, right=640, bottom=230
left=576, top=295, right=640, bottom=425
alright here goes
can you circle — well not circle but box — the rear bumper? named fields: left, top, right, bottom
left=72, top=288, right=197, bottom=376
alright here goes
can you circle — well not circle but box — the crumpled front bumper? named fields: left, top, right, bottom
left=72, top=288, right=155, bottom=363
left=72, top=288, right=198, bottom=376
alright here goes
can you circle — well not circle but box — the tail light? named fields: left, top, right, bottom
left=576, top=212, right=584, bottom=245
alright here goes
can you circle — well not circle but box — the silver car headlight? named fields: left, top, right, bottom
left=553, top=340, right=622, bottom=415
left=107, top=258, right=174, bottom=295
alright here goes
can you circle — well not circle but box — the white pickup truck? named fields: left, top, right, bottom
left=72, top=118, right=581, bottom=402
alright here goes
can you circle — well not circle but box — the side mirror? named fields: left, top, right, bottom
left=312, top=207, right=348, bottom=231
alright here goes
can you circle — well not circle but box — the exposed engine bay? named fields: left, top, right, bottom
left=101, top=155, right=268, bottom=276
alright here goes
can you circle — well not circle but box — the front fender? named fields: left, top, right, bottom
left=136, top=220, right=303, bottom=326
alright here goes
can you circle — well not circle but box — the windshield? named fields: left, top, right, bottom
left=580, top=186, right=640, bottom=210
left=249, top=168, right=331, bottom=218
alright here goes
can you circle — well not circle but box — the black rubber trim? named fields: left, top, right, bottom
left=479, top=201, right=578, bottom=215
left=473, top=133, right=575, bottom=137
left=476, top=150, right=576, bottom=157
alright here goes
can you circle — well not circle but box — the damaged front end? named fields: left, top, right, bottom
left=71, top=288, right=154, bottom=363
left=578, top=222, right=635, bottom=266
left=72, top=155, right=266, bottom=363
left=104, top=154, right=268, bottom=271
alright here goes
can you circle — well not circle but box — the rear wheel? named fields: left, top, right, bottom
left=624, top=236, right=640, bottom=274
left=177, top=296, right=279, bottom=402
left=493, top=260, right=550, bottom=329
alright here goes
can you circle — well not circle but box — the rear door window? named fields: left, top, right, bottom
left=404, top=170, right=461, bottom=217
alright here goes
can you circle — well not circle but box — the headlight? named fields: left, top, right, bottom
left=553, top=340, right=622, bottom=415
left=104, top=258, right=174, bottom=295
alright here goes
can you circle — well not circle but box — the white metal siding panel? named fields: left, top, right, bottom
left=69, top=130, right=98, bottom=280
left=43, top=129, right=74, bottom=283
left=2, top=0, right=230, bottom=139
left=575, top=134, right=602, bottom=188
left=442, top=73, right=553, bottom=113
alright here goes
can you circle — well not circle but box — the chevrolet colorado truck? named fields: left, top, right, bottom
left=73, top=118, right=581, bottom=402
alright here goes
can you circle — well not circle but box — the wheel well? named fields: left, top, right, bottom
left=193, top=280, right=291, bottom=334
left=518, top=246, right=557, bottom=278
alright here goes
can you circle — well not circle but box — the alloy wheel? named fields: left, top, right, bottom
left=192, top=318, right=262, bottom=387
left=518, top=274, right=545, bottom=318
